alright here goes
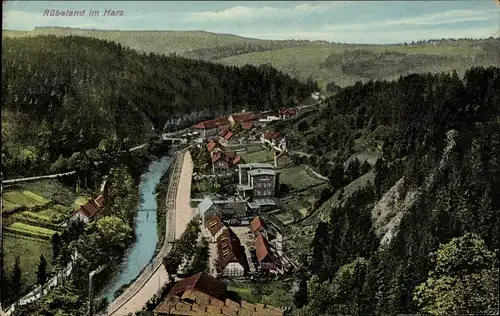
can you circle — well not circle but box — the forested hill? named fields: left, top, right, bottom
left=282, top=67, right=500, bottom=315
left=1, top=35, right=314, bottom=177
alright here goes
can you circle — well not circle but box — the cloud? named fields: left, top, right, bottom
left=383, top=9, right=498, bottom=26
left=185, top=2, right=345, bottom=22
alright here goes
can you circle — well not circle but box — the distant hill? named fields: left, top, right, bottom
left=3, top=27, right=499, bottom=90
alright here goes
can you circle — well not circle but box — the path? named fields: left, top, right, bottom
left=107, top=150, right=195, bottom=316
left=2, top=143, right=148, bottom=185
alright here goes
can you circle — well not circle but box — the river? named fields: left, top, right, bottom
left=99, top=154, right=172, bottom=302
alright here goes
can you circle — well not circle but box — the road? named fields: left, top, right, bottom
left=107, top=149, right=195, bottom=316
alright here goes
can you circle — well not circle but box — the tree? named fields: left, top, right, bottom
left=36, top=255, right=48, bottom=289
left=294, top=278, right=308, bottom=308
left=12, top=256, right=22, bottom=297
left=413, top=233, right=499, bottom=315
left=328, top=163, right=345, bottom=191
left=345, top=158, right=361, bottom=182
left=51, top=233, right=62, bottom=264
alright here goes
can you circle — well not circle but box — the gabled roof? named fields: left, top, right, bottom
left=239, top=163, right=275, bottom=170
left=231, top=112, right=259, bottom=123
left=207, top=139, right=221, bottom=152
left=167, top=272, right=227, bottom=303
left=216, top=228, right=250, bottom=272
left=71, top=198, right=102, bottom=219
left=279, top=108, right=297, bottom=116
left=198, top=197, right=220, bottom=216
left=251, top=216, right=266, bottom=232
left=205, top=215, right=225, bottom=236
left=262, top=131, right=281, bottom=140
left=194, top=117, right=229, bottom=129
left=212, top=151, right=243, bottom=165
left=255, top=233, right=274, bottom=262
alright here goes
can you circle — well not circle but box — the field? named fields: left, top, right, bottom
left=240, top=148, right=274, bottom=164
left=1, top=179, right=90, bottom=298
left=227, top=279, right=294, bottom=308
left=2, top=191, right=50, bottom=211
left=3, top=234, right=53, bottom=294
left=7, top=222, right=57, bottom=238
left=279, top=166, right=326, bottom=192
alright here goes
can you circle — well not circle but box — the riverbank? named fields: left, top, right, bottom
left=108, top=150, right=195, bottom=316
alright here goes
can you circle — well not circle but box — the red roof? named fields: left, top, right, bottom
left=216, top=228, right=250, bottom=272
left=219, top=130, right=233, bottom=140
left=263, top=131, right=281, bottom=140
left=212, top=151, right=243, bottom=165
left=233, top=156, right=243, bottom=165
left=207, top=139, right=220, bottom=152
left=194, top=117, right=229, bottom=129
left=279, top=108, right=297, bottom=116
left=241, top=122, right=253, bottom=130
left=204, top=215, right=225, bottom=236
left=231, top=112, right=258, bottom=123
left=250, top=216, right=266, bottom=233
left=255, top=233, right=274, bottom=262
left=167, top=272, right=227, bottom=303
left=71, top=198, right=102, bottom=220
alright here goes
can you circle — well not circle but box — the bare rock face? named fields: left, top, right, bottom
left=371, top=129, right=458, bottom=247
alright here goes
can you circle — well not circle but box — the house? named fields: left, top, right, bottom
left=198, top=196, right=248, bottom=221
left=248, top=169, right=279, bottom=198
left=278, top=108, right=297, bottom=120
left=198, top=196, right=223, bottom=221
left=206, top=139, right=223, bottom=154
left=69, top=195, right=105, bottom=223
left=211, top=151, right=244, bottom=174
left=237, top=163, right=279, bottom=198
left=255, top=233, right=282, bottom=272
left=274, top=150, right=292, bottom=168
left=229, top=111, right=259, bottom=125
left=204, top=214, right=227, bottom=243
left=241, top=121, right=254, bottom=131
left=218, top=129, right=238, bottom=145
left=194, top=117, right=230, bottom=139
left=216, top=228, right=250, bottom=277
left=261, top=131, right=286, bottom=151
left=153, top=272, right=285, bottom=315
left=250, top=216, right=268, bottom=237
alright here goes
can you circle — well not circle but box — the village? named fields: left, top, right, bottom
left=181, top=95, right=324, bottom=283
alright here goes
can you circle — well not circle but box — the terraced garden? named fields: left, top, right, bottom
left=2, top=179, right=91, bottom=295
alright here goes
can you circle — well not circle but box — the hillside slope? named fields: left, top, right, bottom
left=1, top=35, right=312, bottom=177
left=4, top=27, right=499, bottom=90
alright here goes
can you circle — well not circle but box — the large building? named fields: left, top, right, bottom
left=211, top=151, right=244, bottom=175
left=237, top=163, right=279, bottom=198
left=153, top=272, right=285, bottom=315
left=193, top=117, right=230, bottom=139
left=216, top=228, right=250, bottom=277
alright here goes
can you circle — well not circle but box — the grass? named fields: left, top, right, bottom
left=279, top=166, right=326, bottom=191
left=2, top=191, right=49, bottom=209
left=227, top=279, right=294, bottom=308
left=2, top=199, right=20, bottom=212
left=8, top=222, right=57, bottom=237
left=240, top=149, right=274, bottom=164
left=274, top=212, right=295, bottom=225
left=3, top=234, right=53, bottom=294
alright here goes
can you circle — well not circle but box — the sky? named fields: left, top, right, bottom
left=3, top=1, right=500, bottom=44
